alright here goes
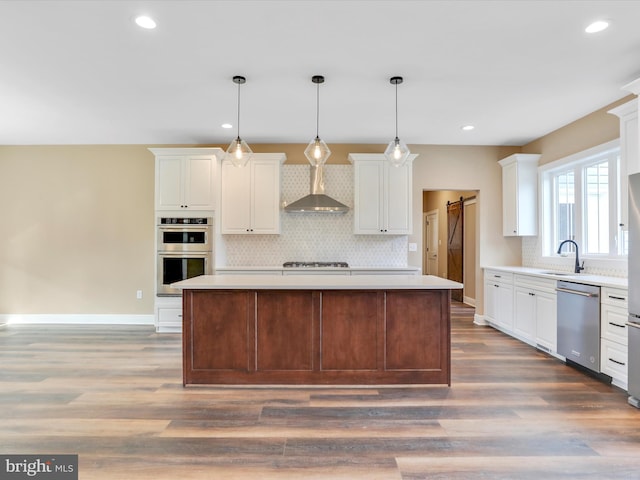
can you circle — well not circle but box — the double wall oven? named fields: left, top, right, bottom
left=157, top=217, right=213, bottom=296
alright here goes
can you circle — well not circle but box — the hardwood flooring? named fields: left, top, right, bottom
left=1, top=303, right=640, bottom=479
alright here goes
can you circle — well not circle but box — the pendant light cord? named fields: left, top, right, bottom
left=316, top=81, right=320, bottom=139
left=394, top=80, right=399, bottom=139
left=236, top=80, right=241, bottom=139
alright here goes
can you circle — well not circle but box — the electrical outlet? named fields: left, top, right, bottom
left=408, top=243, right=417, bottom=252
left=136, top=290, right=143, bottom=300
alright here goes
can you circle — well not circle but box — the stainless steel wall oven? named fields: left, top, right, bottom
left=157, top=217, right=213, bottom=296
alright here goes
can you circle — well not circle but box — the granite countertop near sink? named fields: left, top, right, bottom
left=485, top=266, right=628, bottom=289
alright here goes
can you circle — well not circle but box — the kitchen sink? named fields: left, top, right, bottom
left=539, top=271, right=573, bottom=276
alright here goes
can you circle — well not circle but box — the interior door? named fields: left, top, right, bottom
left=447, top=199, right=463, bottom=302
left=425, top=211, right=438, bottom=276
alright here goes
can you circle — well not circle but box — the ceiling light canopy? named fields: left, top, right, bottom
left=585, top=20, right=609, bottom=33
left=461, top=125, right=475, bottom=131
left=304, top=75, right=331, bottom=166
left=384, top=76, right=410, bottom=168
left=225, top=75, right=253, bottom=168
left=135, top=15, right=156, bottom=29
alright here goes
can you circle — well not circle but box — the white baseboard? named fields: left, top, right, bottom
left=0, top=314, right=154, bottom=326
left=473, top=314, right=487, bottom=326
left=463, top=295, right=476, bottom=307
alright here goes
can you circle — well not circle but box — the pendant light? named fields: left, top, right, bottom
left=226, top=75, right=253, bottom=167
left=304, top=75, right=331, bottom=166
left=384, top=76, right=411, bottom=167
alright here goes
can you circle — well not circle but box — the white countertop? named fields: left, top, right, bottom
left=173, top=274, right=462, bottom=290
left=485, top=266, right=628, bottom=289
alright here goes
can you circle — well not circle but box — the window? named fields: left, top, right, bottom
left=541, top=140, right=624, bottom=258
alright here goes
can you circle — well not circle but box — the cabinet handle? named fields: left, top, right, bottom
left=609, top=322, right=626, bottom=329
left=494, top=275, right=502, bottom=278
left=528, top=292, right=535, bottom=296
left=609, top=358, right=625, bottom=366
left=608, top=295, right=626, bottom=301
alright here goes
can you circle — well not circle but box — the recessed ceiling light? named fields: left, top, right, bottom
left=221, top=123, right=233, bottom=129
left=461, top=125, right=475, bottom=131
left=585, top=20, right=609, bottom=33
left=135, top=15, right=156, bottom=29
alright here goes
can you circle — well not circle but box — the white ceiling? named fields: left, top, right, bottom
left=1, top=0, right=640, bottom=147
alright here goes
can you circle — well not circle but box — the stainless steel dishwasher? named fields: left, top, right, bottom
left=556, top=280, right=600, bottom=373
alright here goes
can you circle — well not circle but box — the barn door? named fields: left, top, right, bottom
left=447, top=198, right=464, bottom=302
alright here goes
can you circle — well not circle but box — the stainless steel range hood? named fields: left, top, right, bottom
left=284, top=165, right=349, bottom=213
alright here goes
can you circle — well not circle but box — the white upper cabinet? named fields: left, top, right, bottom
left=621, top=79, right=640, bottom=176
left=609, top=98, right=638, bottom=232
left=151, top=148, right=223, bottom=211
left=220, top=153, right=285, bottom=234
left=498, top=153, right=540, bottom=236
left=349, top=153, right=417, bottom=235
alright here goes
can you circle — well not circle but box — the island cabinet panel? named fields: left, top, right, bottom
left=182, top=288, right=451, bottom=385
left=185, top=291, right=253, bottom=373
left=385, top=291, right=445, bottom=371
left=256, top=291, right=315, bottom=372
left=320, top=291, right=381, bottom=371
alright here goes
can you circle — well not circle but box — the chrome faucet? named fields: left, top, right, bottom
left=557, top=240, right=585, bottom=274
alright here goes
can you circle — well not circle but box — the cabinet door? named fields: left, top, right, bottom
left=184, top=156, right=215, bottom=210
left=354, top=161, right=384, bottom=234
left=251, top=159, right=281, bottom=234
left=496, top=282, right=514, bottom=332
left=502, top=161, right=518, bottom=236
left=385, top=162, right=412, bottom=234
left=220, top=161, right=252, bottom=233
left=535, top=290, right=557, bottom=352
left=514, top=287, right=535, bottom=343
left=156, top=156, right=184, bottom=210
left=484, top=279, right=498, bottom=323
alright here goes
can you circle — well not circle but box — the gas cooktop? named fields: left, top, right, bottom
left=283, top=261, right=349, bottom=268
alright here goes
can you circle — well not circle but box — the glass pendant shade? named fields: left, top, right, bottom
left=384, top=136, right=410, bottom=168
left=226, top=75, right=252, bottom=168
left=384, top=76, right=411, bottom=167
left=226, top=136, right=253, bottom=167
left=304, top=136, right=331, bottom=166
left=305, top=75, right=331, bottom=166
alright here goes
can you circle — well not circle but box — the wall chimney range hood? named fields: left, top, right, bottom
left=284, top=165, right=349, bottom=213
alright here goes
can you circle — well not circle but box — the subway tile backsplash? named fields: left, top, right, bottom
left=219, top=165, right=408, bottom=266
left=522, top=236, right=627, bottom=278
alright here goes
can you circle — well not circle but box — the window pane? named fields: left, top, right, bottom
left=584, top=161, right=609, bottom=254
left=555, top=170, right=575, bottom=246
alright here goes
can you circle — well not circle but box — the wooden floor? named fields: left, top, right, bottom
left=2, top=303, right=640, bottom=479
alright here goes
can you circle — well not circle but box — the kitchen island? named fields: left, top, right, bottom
left=173, top=274, right=463, bottom=386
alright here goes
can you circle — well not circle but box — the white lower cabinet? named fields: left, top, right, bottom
left=484, top=270, right=557, bottom=354
left=483, top=270, right=514, bottom=333
left=600, top=286, right=629, bottom=389
left=513, top=275, right=557, bottom=351
left=155, top=297, right=182, bottom=333
left=535, top=290, right=557, bottom=353
left=513, top=287, right=536, bottom=344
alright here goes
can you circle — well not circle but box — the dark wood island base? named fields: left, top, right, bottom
left=182, top=288, right=451, bottom=386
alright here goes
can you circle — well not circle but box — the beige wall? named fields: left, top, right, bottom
left=0, top=146, right=155, bottom=314
left=0, top=88, right=631, bottom=319
left=522, top=94, right=635, bottom=163
left=408, top=145, right=521, bottom=315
